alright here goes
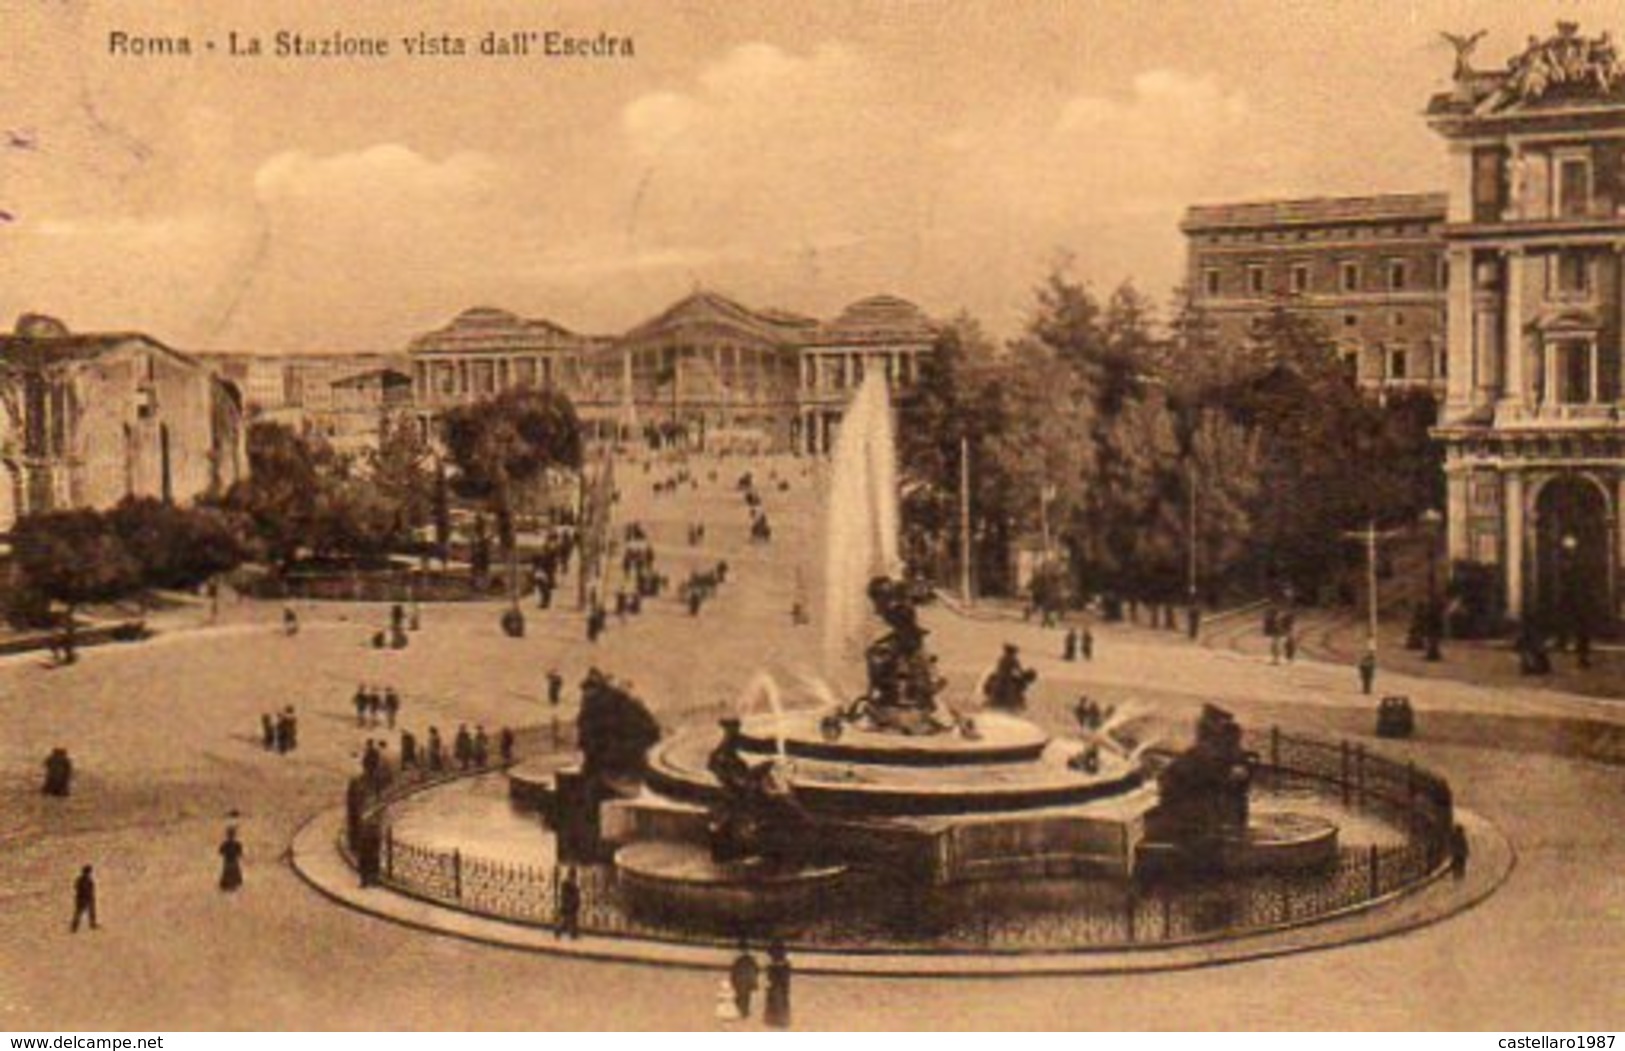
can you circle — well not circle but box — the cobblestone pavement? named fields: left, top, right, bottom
left=2, top=456, right=1622, bottom=1030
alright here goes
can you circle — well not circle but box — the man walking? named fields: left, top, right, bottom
left=729, top=940, right=760, bottom=1019
left=70, top=865, right=98, bottom=932
left=557, top=867, right=582, bottom=940
left=1358, top=651, right=1378, bottom=696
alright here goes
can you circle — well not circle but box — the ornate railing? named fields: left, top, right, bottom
left=354, top=724, right=1455, bottom=952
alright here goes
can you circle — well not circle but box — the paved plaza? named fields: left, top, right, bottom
left=3, top=459, right=1623, bottom=1029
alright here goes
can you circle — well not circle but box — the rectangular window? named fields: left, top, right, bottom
left=1202, top=268, right=1221, bottom=296
left=1247, top=265, right=1266, bottom=295
left=1388, top=346, right=1408, bottom=380
left=1290, top=263, right=1310, bottom=294
left=1555, top=252, right=1591, bottom=296
left=1340, top=261, right=1360, bottom=293
left=1558, top=156, right=1591, bottom=219
left=1473, top=147, right=1506, bottom=223
left=1388, top=260, right=1408, bottom=291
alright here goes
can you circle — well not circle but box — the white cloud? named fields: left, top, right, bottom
left=253, top=144, right=499, bottom=202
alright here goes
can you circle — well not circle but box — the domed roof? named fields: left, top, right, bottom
left=816, top=295, right=936, bottom=345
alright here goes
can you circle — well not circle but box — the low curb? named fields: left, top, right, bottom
left=288, top=799, right=1513, bottom=977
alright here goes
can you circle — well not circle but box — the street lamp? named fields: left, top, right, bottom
left=1420, top=507, right=1444, bottom=661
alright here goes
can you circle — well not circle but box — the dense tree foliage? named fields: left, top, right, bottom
left=898, top=266, right=1443, bottom=610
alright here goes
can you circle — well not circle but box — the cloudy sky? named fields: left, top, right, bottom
left=2, top=0, right=1619, bottom=352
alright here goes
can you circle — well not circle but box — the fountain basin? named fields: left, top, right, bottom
left=615, top=840, right=851, bottom=929
left=733, top=710, right=1051, bottom=766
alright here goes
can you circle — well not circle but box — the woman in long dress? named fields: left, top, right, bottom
left=764, top=941, right=792, bottom=1029
left=218, top=826, right=245, bottom=892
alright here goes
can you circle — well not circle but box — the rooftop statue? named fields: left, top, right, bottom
left=1441, top=30, right=1487, bottom=81
left=1497, top=22, right=1622, bottom=107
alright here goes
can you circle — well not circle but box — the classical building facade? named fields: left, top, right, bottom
left=405, top=292, right=939, bottom=454
left=1182, top=195, right=1449, bottom=395
left=797, top=294, right=938, bottom=454
left=0, top=316, right=246, bottom=532
left=1431, top=23, right=1625, bottom=627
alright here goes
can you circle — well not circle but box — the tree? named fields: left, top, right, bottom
left=368, top=413, right=435, bottom=534
left=442, top=388, right=584, bottom=602
left=226, top=421, right=321, bottom=569
left=11, top=509, right=141, bottom=659
left=108, top=497, right=255, bottom=590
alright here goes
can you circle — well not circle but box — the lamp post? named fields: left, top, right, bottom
left=1420, top=507, right=1443, bottom=661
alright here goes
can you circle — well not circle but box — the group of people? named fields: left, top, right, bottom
left=681, top=561, right=730, bottom=617
left=258, top=707, right=300, bottom=754
left=352, top=684, right=402, bottom=729
left=530, top=530, right=576, bottom=610
left=720, top=939, right=793, bottom=1028
left=1263, top=606, right=1299, bottom=665
left=360, top=722, right=517, bottom=788
left=1061, top=625, right=1095, bottom=662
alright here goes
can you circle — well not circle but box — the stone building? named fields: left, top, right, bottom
left=405, top=292, right=939, bottom=455
left=614, top=291, right=812, bottom=452
left=1430, top=22, right=1625, bottom=628
left=406, top=307, right=619, bottom=441
left=797, top=294, right=938, bottom=454
left=0, top=315, right=246, bottom=532
left=318, top=367, right=413, bottom=456
left=1182, top=194, right=1449, bottom=396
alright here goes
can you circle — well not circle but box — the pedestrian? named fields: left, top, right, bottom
left=730, top=939, right=760, bottom=1019
left=764, top=940, right=792, bottom=1029
left=557, top=867, right=582, bottom=940
left=70, top=865, right=98, bottom=932
left=1358, top=651, right=1377, bottom=696
left=1449, top=822, right=1470, bottom=879
left=352, top=685, right=368, bottom=728
left=498, top=726, right=516, bottom=766
left=356, top=821, right=382, bottom=888
left=218, top=826, right=245, bottom=892
left=274, top=709, right=290, bottom=755
left=454, top=724, right=472, bottom=770
left=427, top=726, right=445, bottom=772
left=284, top=707, right=298, bottom=752
left=282, top=606, right=299, bottom=637
left=383, top=688, right=400, bottom=730
left=400, top=729, right=418, bottom=771
left=365, top=689, right=382, bottom=728
left=42, top=747, right=73, bottom=797
left=1063, top=628, right=1079, bottom=662
left=472, top=725, right=490, bottom=768
left=547, top=669, right=563, bottom=707
left=1081, top=628, right=1094, bottom=661
left=261, top=713, right=275, bottom=751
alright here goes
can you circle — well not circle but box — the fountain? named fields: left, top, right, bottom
left=515, top=372, right=1336, bottom=933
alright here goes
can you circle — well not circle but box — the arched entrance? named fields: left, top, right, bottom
left=1533, top=474, right=1613, bottom=634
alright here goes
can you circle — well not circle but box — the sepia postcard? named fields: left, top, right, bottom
left=2, top=0, right=1623, bottom=1034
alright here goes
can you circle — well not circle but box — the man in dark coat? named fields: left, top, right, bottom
left=729, top=940, right=760, bottom=1019
left=764, top=941, right=792, bottom=1028
left=426, top=726, right=445, bottom=772
left=454, top=724, right=473, bottom=770
left=1358, top=652, right=1378, bottom=696
left=353, top=685, right=369, bottom=727
left=42, top=748, right=72, bottom=797
left=557, top=868, right=582, bottom=940
left=218, top=826, right=245, bottom=892
left=71, top=865, right=98, bottom=932
left=547, top=670, right=564, bottom=707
